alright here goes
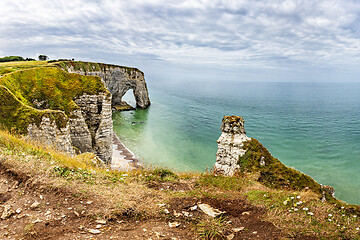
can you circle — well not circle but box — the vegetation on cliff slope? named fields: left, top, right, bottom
left=0, top=67, right=108, bottom=114
left=0, top=60, right=49, bottom=76
left=56, top=60, right=143, bottom=75
left=0, top=130, right=359, bottom=239
left=0, top=85, right=68, bottom=134
left=0, top=66, right=110, bottom=134
left=0, top=59, right=144, bottom=134
left=238, top=139, right=323, bottom=192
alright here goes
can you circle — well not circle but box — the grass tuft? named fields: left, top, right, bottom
left=195, top=216, right=229, bottom=240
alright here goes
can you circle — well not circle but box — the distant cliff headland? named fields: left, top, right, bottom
left=0, top=59, right=150, bottom=164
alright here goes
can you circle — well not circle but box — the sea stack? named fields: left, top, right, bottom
left=214, top=115, right=251, bottom=175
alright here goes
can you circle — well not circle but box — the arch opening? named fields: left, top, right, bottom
left=122, top=89, right=136, bottom=108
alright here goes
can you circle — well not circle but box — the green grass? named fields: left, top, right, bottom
left=0, top=67, right=109, bottom=114
left=0, top=85, right=67, bottom=134
left=239, top=138, right=323, bottom=193
left=195, top=216, right=229, bottom=240
left=0, top=66, right=110, bottom=133
left=0, top=61, right=49, bottom=76
left=143, top=168, right=178, bottom=182
left=56, top=60, right=143, bottom=75
left=197, top=174, right=250, bottom=191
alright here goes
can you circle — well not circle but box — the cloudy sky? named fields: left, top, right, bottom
left=1, top=0, right=360, bottom=83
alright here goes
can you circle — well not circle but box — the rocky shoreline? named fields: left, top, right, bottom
left=111, top=131, right=142, bottom=171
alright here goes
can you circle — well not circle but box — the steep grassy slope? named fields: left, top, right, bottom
left=0, top=67, right=108, bottom=114
left=0, top=66, right=110, bottom=135
left=0, top=85, right=67, bottom=134
left=239, top=139, right=323, bottom=193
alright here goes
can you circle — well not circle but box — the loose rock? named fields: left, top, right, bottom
left=198, top=203, right=225, bottom=218
left=1, top=205, right=13, bottom=219
left=233, top=227, right=245, bottom=232
left=95, top=219, right=107, bottom=224
left=168, top=221, right=181, bottom=228
left=227, top=233, right=235, bottom=240
left=33, top=219, right=43, bottom=224
left=30, top=201, right=40, bottom=209
left=189, top=205, right=198, bottom=211
left=89, top=229, right=101, bottom=234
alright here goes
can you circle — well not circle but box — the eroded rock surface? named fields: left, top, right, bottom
left=73, top=93, right=113, bottom=163
left=26, top=93, right=113, bottom=163
left=27, top=115, right=75, bottom=156
left=62, top=62, right=150, bottom=109
left=0, top=67, right=113, bottom=164
left=214, top=116, right=251, bottom=175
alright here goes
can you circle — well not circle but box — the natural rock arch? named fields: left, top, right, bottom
left=60, top=61, right=150, bottom=109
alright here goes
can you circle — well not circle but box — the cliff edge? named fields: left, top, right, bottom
left=0, top=60, right=151, bottom=164
left=57, top=61, right=151, bottom=109
left=215, top=115, right=335, bottom=202
left=0, top=66, right=113, bottom=164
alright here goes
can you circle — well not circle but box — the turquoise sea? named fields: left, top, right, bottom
left=113, top=81, right=360, bottom=205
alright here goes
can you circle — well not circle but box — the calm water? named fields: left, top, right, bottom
left=113, top=81, right=360, bottom=205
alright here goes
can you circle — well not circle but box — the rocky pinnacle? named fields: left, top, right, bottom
left=214, top=116, right=251, bottom=175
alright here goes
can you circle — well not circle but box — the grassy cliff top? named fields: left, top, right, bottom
left=0, top=67, right=109, bottom=115
left=0, top=60, right=143, bottom=77
left=55, top=60, right=144, bottom=75
left=0, top=129, right=359, bottom=239
left=0, top=59, right=143, bottom=134
left=0, top=63, right=110, bottom=133
left=0, top=60, right=49, bottom=76
left=223, top=115, right=244, bottom=123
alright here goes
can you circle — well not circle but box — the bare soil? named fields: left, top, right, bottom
left=169, top=197, right=282, bottom=240
left=0, top=162, right=290, bottom=240
left=0, top=163, right=193, bottom=239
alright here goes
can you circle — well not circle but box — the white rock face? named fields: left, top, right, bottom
left=22, top=62, right=150, bottom=165
left=73, top=93, right=113, bottom=164
left=65, top=64, right=150, bottom=109
left=27, top=114, right=75, bottom=156
left=27, top=92, right=113, bottom=164
left=214, top=116, right=251, bottom=176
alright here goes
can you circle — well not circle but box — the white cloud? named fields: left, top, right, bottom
left=1, top=0, right=360, bottom=80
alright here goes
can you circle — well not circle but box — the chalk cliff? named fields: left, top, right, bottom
left=0, top=60, right=151, bottom=164
left=214, top=116, right=251, bottom=175
left=58, top=61, right=151, bottom=109
left=0, top=67, right=113, bottom=164
left=72, top=93, right=113, bottom=163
